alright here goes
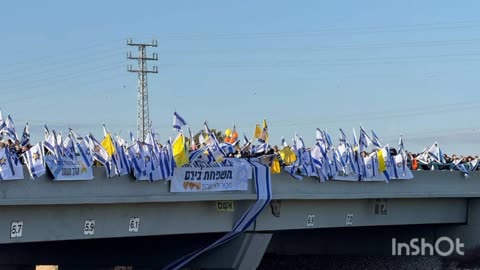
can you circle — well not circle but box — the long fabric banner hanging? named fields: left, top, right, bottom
left=170, top=158, right=250, bottom=192
left=45, top=156, right=94, bottom=181
left=162, top=159, right=272, bottom=270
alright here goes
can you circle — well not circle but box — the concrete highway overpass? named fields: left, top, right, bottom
left=0, top=168, right=479, bottom=269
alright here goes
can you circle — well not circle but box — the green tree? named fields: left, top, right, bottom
left=193, top=129, right=224, bottom=145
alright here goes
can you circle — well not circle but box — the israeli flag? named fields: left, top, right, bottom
left=130, top=131, right=136, bottom=145
left=63, top=134, right=76, bottom=161
left=310, top=142, right=328, bottom=181
left=205, top=132, right=226, bottom=162
left=0, top=147, right=14, bottom=180
left=173, top=112, right=187, bottom=131
left=364, top=153, right=376, bottom=178
left=316, top=128, right=323, bottom=142
left=56, top=131, right=64, bottom=153
left=0, top=109, right=5, bottom=138
left=115, top=141, right=130, bottom=176
left=453, top=159, right=470, bottom=178
left=44, top=124, right=51, bottom=140
left=427, top=142, right=445, bottom=164
left=164, top=140, right=176, bottom=178
left=470, top=159, right=479, bottom=171
left=398, top=135, right=405, bottom=153
left=163, top=160, right=272, bottom=270
left=69, top=128, right=82, bottom=140
left=253, top=143, right=269, bottom=154
left=77, top=137, right=93, bottom=168
left=44, top=131, right=62, bottom=159
left=324, top=130, right=333, bottom=150
left=371, top=130, right=382, bottom=149
left=220, top=143, right=236, bottom=156
left=5, top=115, right=17, bottom=141
left=20, top=122, right=30, bottom=147
left=339, top=128, right=349, bottom=146
left=23, top=142, right=46, bottom=180
left=359, top=125, right=371, bottom=151
left=351, top=128, right=358, bottom=149
left=89, top=134, right=115, bottom=177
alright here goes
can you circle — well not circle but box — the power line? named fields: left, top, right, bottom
left=157, top=20, right=480, bottom=40
left=155, top=38, right=480, bottom=55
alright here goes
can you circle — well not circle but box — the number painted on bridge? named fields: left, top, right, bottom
left=307, top=214, right=315, bottom=227
left=10, top=221, right=23, bottom=238
left=374, top=199, right=388, bottom=215
left=129, top=217, right=140, bottom=232
left=346, top=213, right=353, bottom=226
left=84, top=219, right=95, bottom=235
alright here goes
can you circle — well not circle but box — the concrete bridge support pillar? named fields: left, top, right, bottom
left=438, top=198, right=480, bottom=250
left=191, top=232, right=273, bottom=270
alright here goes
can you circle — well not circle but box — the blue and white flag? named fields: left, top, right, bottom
left=0, top=147, right=14, bottom=180
left=115, top=140, right=130, bottom=176
left=310, top=142, right=328, bottom=181
left=69, top=128, right=82, bottom=140
left=23, top=142, right=46, bottom=180
left=398, top=135, right=407, bottom=173
left=164, top=139, right=176, bottom=179
left=89, top=134, right=115, bottom=177
left=220, top=143, right=236, bottom=156
left=371, top=130, right=382, bottom=149
left=0, top=109, right=5, bottom=139
left=204, top=132, right=226, bottom=162
left=363, top=153, right=376, bottom=178
left=325, top=130, right=333, bottom=150
left=44, top=130, right=62, bottom=159
left=52, top=130, right=64, bottom=157
left=469, top=158, right=479, bottom=172
left=316, top=128, right=323, bottom=142
left=5, top=115, right=17, bottom=141
left=339, top=128, right=349, bottom=146
left=359, top=125, right=371, bottom=152
left=44, top=124, right=50, bottom=140
left=129, top=131, right=136, bottom=145
left=252, top=143, right=269, bottom=154
left=352, top=128, right=358, bottom=148
left=427, top=142, right=445, bottom=164
left=76, top=136, right=93, bottom=168
left=173, top=112, right=187, bottom=131
left=243, top=133, right=250, bottom=146
left=20, top=122, right=30, bottom=147
left=204, top=121, right=211, bottom=134
left=398, top=135, right=405, bottom=154
left=63, top=134, right=76, bottom=161
left=453, top=159, right=470, bottom=178
left=163, top=160, right=271, bottom=270
left=128, top=142, right=147, bottom=179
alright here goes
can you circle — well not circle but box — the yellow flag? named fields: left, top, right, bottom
left=253, top=124, right=262, bottom=138
left=262, top=119, right=269, bottom=142
left=279, top=147, right=297, bottom=166
left=377, top=149, right=386, bottom=173
left=101, top=134, right=116, bottom=157
left=173, top=133, right=189, bottom=167
left=271, top=158, right=281, bottom=174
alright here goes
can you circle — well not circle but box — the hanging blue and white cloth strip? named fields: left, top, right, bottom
left=163, top=159, right=272, bottom=270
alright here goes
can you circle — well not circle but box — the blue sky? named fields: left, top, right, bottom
left=1, top=1, right=480, bottom=155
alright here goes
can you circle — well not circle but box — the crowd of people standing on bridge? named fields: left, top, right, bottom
left=0, top=110, right=478, bottom=180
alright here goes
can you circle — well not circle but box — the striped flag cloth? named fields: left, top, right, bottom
left=162, top=160, right=272, bottom=270
left=173, top=112, right=187, bottom=131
